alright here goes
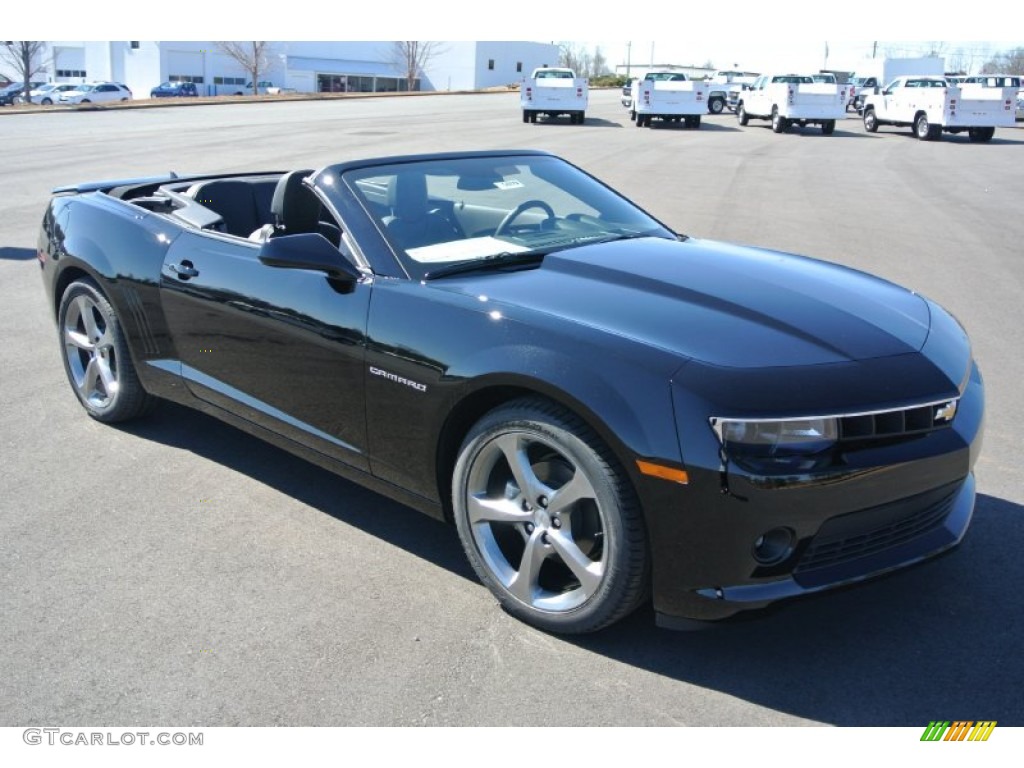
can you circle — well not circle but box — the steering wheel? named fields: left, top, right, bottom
left=495, top=200, right=556, bottom=236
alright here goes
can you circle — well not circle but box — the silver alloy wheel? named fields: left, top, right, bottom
left=463, top=430, right=607, bottom=613
left=63, top=291, right=119, bottom=410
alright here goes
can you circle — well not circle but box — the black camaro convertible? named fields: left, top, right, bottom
left=38, top=150, right=984, bottom=633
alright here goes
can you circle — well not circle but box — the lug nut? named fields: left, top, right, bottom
left=525, top=523, right=535, bottom=534
left=538, top=495, right=549, bottom=508
left=551, top=517, right=562, bottom=529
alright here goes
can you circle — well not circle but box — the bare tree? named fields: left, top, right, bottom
left=216, top=42, right=270, bottom=94
left=391, top=42, right=442, bottom=91
left=559, top=42, right=589, bottom=76
left=1, top=41, right=49, bottom=103
left=980, top=47, right=1024, bottom=74
left=591, top=46, right=608, bottom=77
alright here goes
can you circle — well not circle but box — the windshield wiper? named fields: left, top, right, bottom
left=423, top=250, right=548, bottom=280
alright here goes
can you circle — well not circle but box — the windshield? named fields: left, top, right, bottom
left=335, top=155, right=676, bottom=279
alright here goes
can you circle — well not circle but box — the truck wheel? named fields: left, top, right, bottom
left=708, top=96, right=725, bottom=114
left=771, top=107, right=788, bottom=133
left=737, top=104, right=749, bottom=126
left=629, top=109, right=636, bottom=122
left=522, top=110, right=530, bottom=124
left=863, top=108, right=878, bottom=133
left=968, top=126, right=995, bottom=142
left=577, top=112, right=586, bottom=124
left=915, top=112, right=941, bottom=141
left=821, top=120, right=836, bottom=135
left=530, top=111, right=538, bottom=123
left=635, top=113, right=644, bottom=127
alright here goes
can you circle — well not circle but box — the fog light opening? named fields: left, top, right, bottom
left=753, top=528, right=795, bottom=566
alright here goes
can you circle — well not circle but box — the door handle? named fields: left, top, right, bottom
left=169, top=261, right=199, bottom=279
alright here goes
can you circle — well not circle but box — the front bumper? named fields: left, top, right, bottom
left=646, top=354, right=984, bottom=625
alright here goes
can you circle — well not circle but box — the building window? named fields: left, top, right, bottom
left=516, top=62, right=522, bottom=73
left=488, top=59, right=495, bottom=70
left=170, top=74, right=204, bottom=84
left=213, top=76, right=246, bottom=86
left=130, top=41, right=140, bottom=50
left=56, top=69, right=86, bottom=78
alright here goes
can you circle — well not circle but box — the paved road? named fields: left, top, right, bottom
left=1, top=91, right=1022, bottom=726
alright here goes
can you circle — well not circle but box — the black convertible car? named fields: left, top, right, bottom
left=38, top=150, right=984, bottom=633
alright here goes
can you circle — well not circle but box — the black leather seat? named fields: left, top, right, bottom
left=187, top=180, right=260, bottom=237
left=383, top=173, right=462, bottom=250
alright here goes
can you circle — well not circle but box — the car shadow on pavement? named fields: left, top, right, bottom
left=117, top=404, right=1022, bottom=726
left=571, top=491, right=1024, bottom=726
left=0, top=246, right=37, bottom=260
left=116, top=402, right=476, bottom=582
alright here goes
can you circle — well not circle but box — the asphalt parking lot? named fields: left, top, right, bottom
left=1, top=89, right=1022, bottom=727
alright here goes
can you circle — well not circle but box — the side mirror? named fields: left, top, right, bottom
left=259, top=233, right=361, bottom=282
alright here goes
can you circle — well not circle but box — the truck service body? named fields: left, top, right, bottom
left=630, top=71, right=708, bottom=128
left=736, top=74, right=848, bottom=134
left=861, top=76, right=1015, bottom=141
left=521, top=67, right=588, bottom=124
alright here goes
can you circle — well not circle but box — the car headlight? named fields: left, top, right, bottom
left=710, top=416, right=837, bottom=470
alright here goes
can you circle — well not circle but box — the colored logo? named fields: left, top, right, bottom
left=920, top=721, right=996, bottom=742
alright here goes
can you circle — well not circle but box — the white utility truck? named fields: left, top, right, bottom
left=705, top=70, right=759, bottom=114
left=861, top=75, right=1016, bottom=141
left=847, top=57, right=944, bottom=111
left=520, top=67, right=588, bottom=124
left=735, top=74, right=848, bottom=134
left=630, top=71, right=708, bottom=128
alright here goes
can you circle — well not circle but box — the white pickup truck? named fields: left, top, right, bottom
left=735, top=74, right=847, bottom=134
left=630, top=72, right=708, bottom=128
left=861, top=76, right=1016, bottom=141
left=520, top=67, right=588, bottom=124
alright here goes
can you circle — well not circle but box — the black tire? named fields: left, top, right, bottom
left=968, top=126, right=995, bottom=143
left=771, top=107, right=787, bottom=133
left=737, top=103, right=749, bottom=126
left=708, top=96, right=725, bottom=114
left=915, top=112, right=941, bottom=141
left=863, top=107, right=878, bottom=133
left=57, top=279, right=155, bottom=423
left=629, top=109, right=636, bottom=122
left=80, top=99, right=90, bottom=104
left=522, top=110, right=530, bottom=124
left=577, top=111, right=585, bottom=124
left=530, top=111, right=537, bottom=123
left=452, top=397, right=649, bottom=634
left=635, top=112, right=645, bottom=127
left=41, top=97, right=52, bottom=105
left=821, top=119, right=836, bottom=135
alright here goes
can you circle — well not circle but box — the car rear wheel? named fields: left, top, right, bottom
left=452, top=398, right=649, bottom=634
left=821, top=119, right=836, bottom=135
left=58, top=279, right=154, bottom=423
left=771, top=107, right=788, bottom=133
left=41, top=97, right=52, bottom=105
left=708, top=96, right=725, bottom=114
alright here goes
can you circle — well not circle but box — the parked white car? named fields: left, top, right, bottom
left=18, top=83, right=80, bottom=105
left=58, top=82, right=133, bottom=105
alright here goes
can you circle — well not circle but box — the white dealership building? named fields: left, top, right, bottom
left=40, top=41, right=560, bottom=96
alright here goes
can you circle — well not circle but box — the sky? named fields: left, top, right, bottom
left=6, top=1, right=1022, bottom=76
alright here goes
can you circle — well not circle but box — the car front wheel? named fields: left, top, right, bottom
left=452, top=398, right=649, bottom=634
left=58, top=279, right=154, bottom=423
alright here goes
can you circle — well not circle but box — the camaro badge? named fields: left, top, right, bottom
left=369, top=366, right=427, bottom=393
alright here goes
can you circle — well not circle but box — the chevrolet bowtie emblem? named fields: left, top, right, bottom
left=935, top=400, right=958, bottom=423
